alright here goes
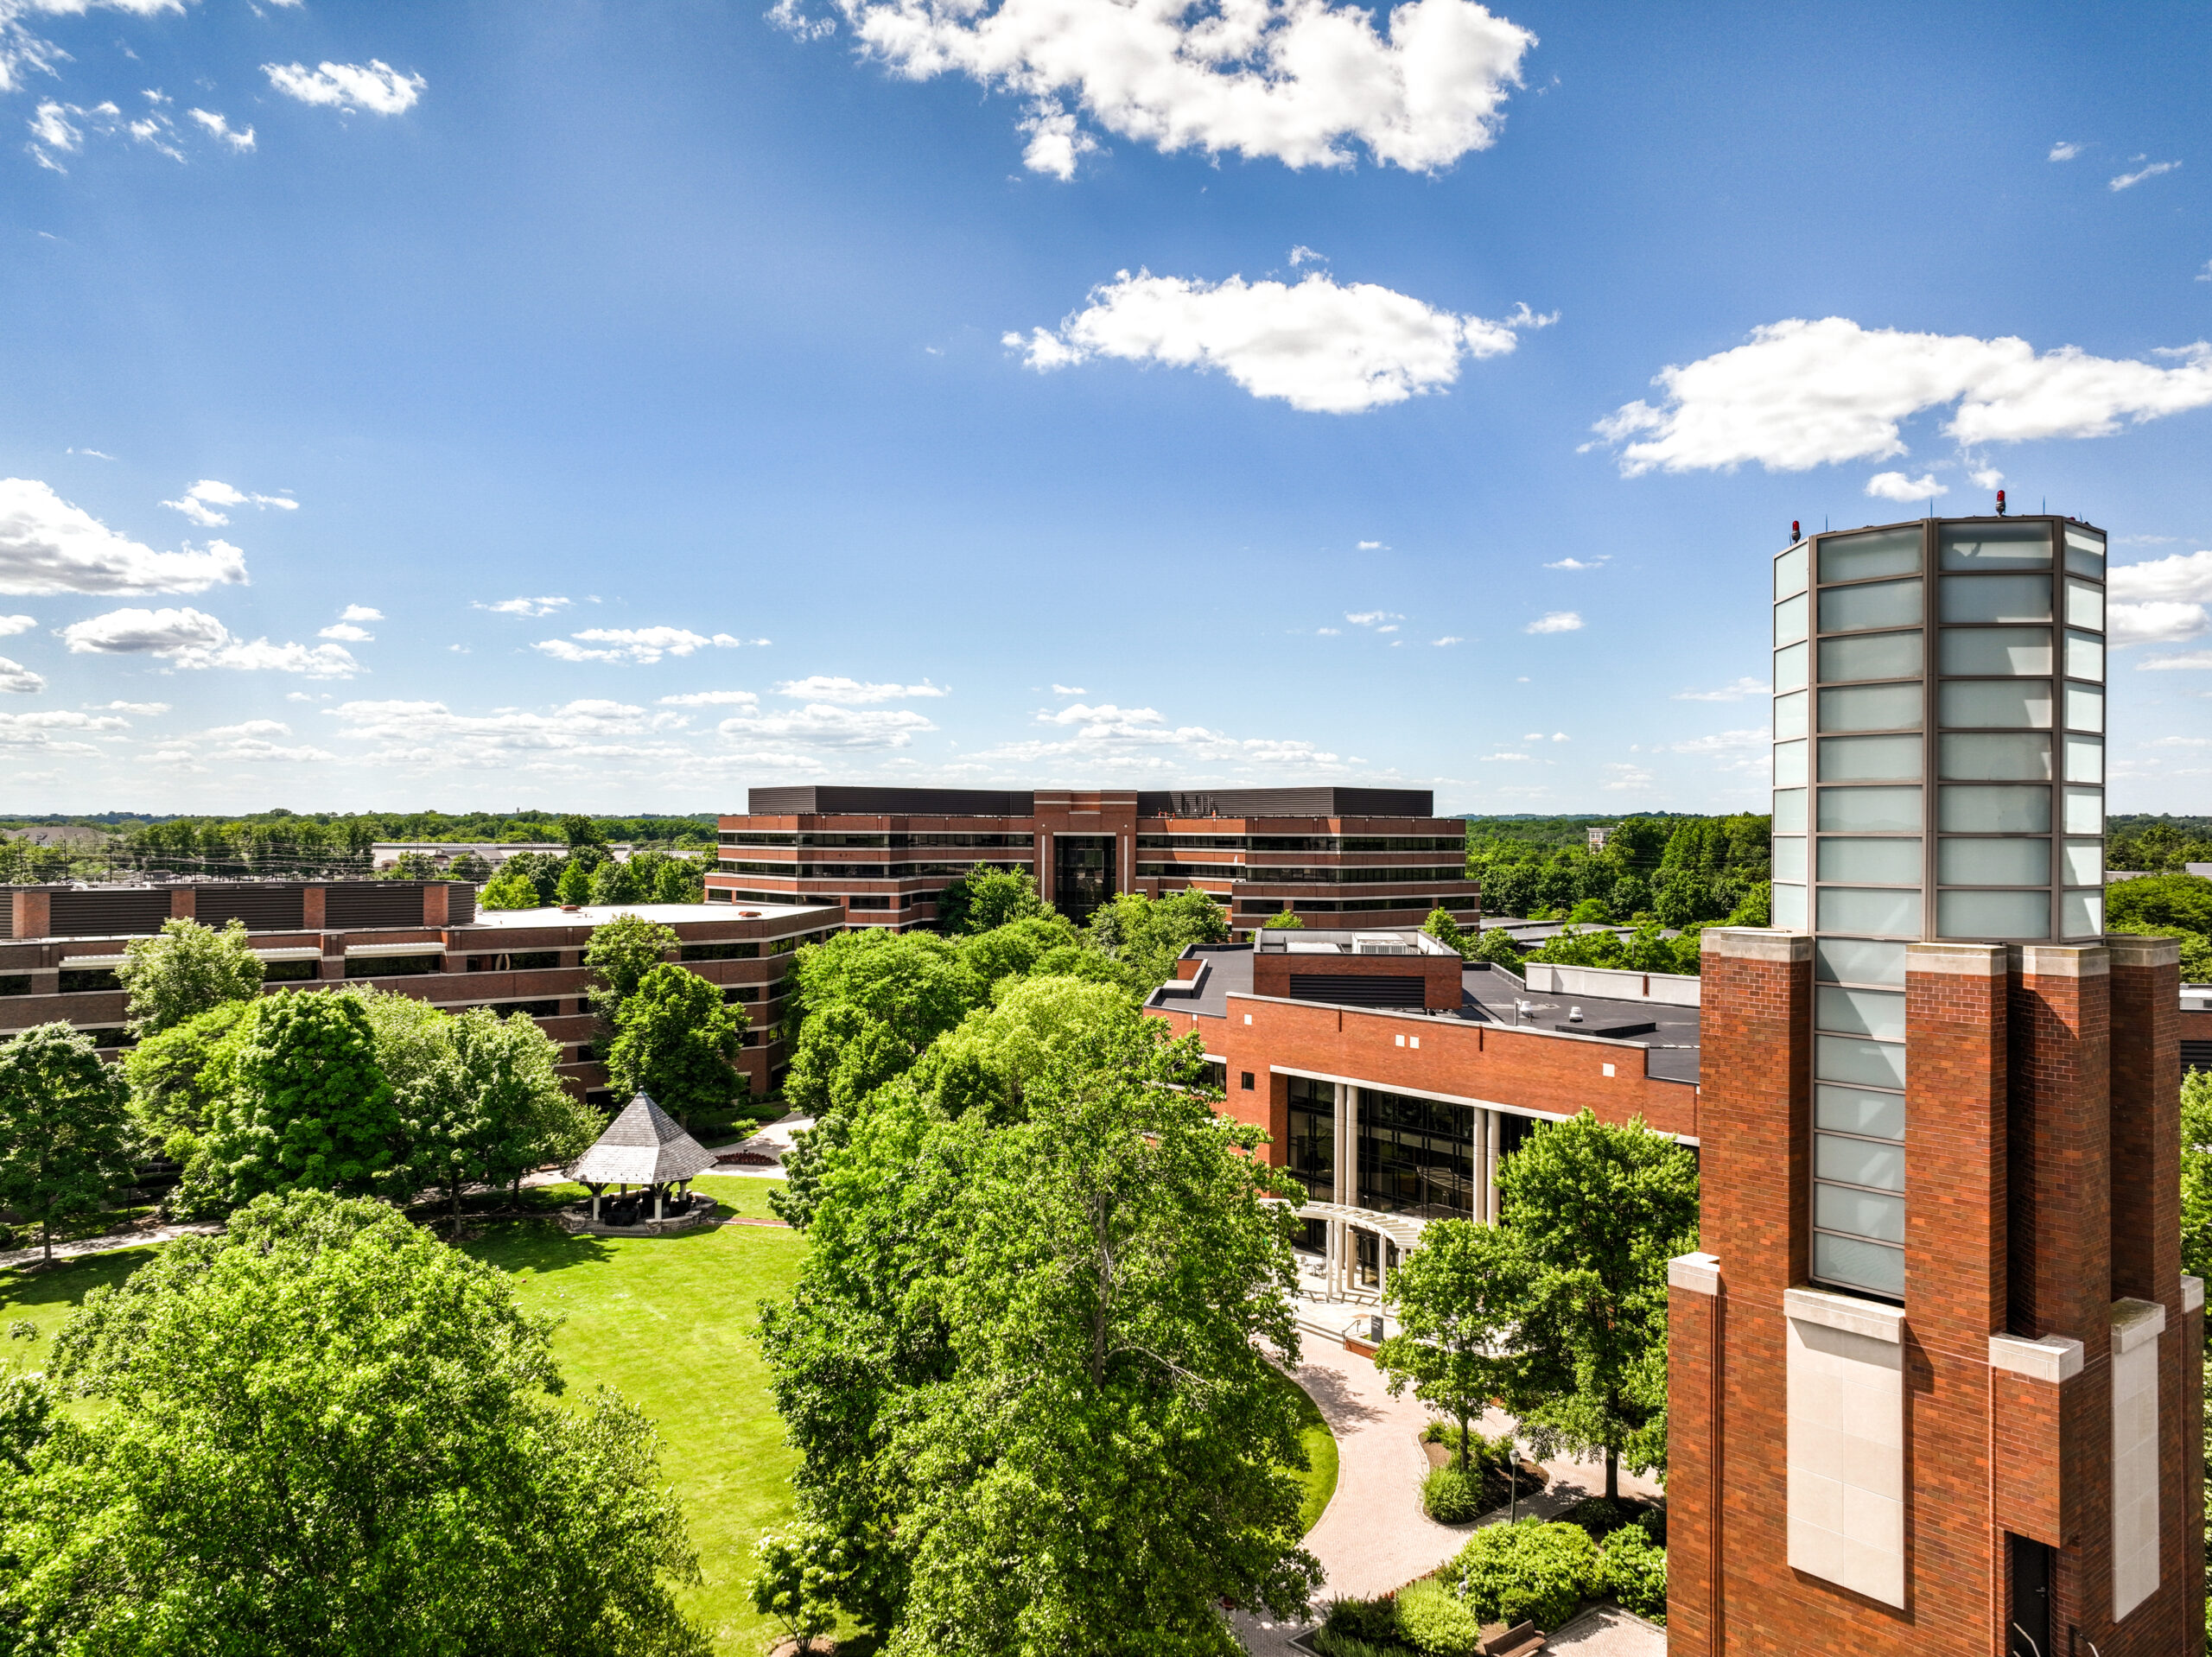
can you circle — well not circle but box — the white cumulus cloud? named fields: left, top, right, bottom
left=717, top=703, right=937, bottom=750
left=1051, top=683, right=1085, bottom=695
left=318, top=623, right=373, bottom=642
left=0, top=614, right=30, bottom=636
left=775, top=0, right=1535, bottom=177
left=2139, top=650, right=2212, bottom=671
left=2111, top=159, right=2179, bottom=191
left=1523, top=611, right=1581, bottom=633
left=535, top=627, right=747, bottom=665
left=2049, top=141, right=2081, bottom=162
left=160, top=479, right=296, bottom=528
left=0, top=655, right=44, bottom=694
left=657, top=689, right=761, bottom=708
left=263, top=59, right=425, bottom=115
left=477, top=595, right=570, bottom=618
left=772, top=675, right=950, bottom=703
left=1674, top=677, right=1770, bottom=702
left=60, top=606, right=359, bottom=677
left=1866, top=470, right=1947, bottom=503
left=1007, top=270, right=1553, bottom=413
left=187, top=108, right=253, bottom=150
left=339, top=604, right=383, bottom=622
left=0, top=479, right=246, bottom=595
left=2108, top=549, right=2212, bottom=649
left=1592, top=318, right=2212, bottom=476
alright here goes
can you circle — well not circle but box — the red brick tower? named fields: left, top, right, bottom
left=1668, top=517, right=2203, bottom=1655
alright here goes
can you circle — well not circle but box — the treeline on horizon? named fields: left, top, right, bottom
left=0, top=809, right=717, bottom=884
left=1465, top=813, right=1772, bottom=930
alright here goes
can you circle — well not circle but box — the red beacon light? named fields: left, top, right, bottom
left=1996, top=489, right=2007, bottom=517
left=1791, top=520, right=1801, bottom=543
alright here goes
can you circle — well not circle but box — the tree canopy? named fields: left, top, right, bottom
left=1495, top=1110, right=1698, bottom=1501
left=1375, top=1219, right=1529, bottom=1472
left=935, top=866, right=1050, bottom=935
left=605, top=964, right=749, bottom=1127
left=757, top=1004, right=1319, bottom=1654
left=2, top=1190, right=708, bottom=1655
left=2107, top=873, right=2212, bottom=979
left=0, top=1025, right=137, bottom=1263
left=115, top=917, right=264, bottom=1038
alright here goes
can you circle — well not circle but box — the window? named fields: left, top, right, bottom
left=59, top=968, right=122, bottom=993
left=344, top=953, right=442, bottom=979
left=0, top=975, right=30, bottom=997
left=1240, top=1071, right=1255, bottom=1091
left=262, top=959, right=320, bottom=982
left=680, top=940, right=760, bottom=961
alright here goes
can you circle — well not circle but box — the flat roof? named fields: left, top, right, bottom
left=742, top=784, right=1437, bottom=817
left=458, top=901, right=836, bottom=929
left=1147, top=945, right=1701, bottom=1084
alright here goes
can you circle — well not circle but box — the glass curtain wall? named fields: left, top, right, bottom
left=1355, top=1089, right=1477, bottom=1219
left=1773, top=516, right=2106, bottom=1302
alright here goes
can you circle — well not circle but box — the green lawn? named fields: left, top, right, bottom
left=1274, top=1367, right=1340, bottom=1534
left=462, top=1181, right=805, bottom=1653
left=0, top=1178, right=1336, bottom=1652
left=0, top=1185, right=809, bottom=1657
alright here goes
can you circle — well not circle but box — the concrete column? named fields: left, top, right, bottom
left=1471, top=1107, right=1488, bottom=1223
left=1486, top=1110, right=1502, bottom=1224
left=1344, top=1085, right=1361, bottom=1212
left=1377, top=1232, right=1390, bottom=1300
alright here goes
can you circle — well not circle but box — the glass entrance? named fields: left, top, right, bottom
left=1052, top=835, right=1116, bottom=923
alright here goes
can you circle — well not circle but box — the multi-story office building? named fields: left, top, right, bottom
left=1668, top=515, right=2202, bottom=1656
left=0, top=879, right=837, bottom=1100
left=709, top=784, right=1477, bottom=931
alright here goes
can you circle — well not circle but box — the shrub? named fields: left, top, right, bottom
left=1450, top=1519, right=1598, bottom=1631
left=1395, top=1578, right=1483, bottom=1657
left=1422, top=1465, right=1488, bottom=1525
left=1322, top=1594, right=1403, bottom=1646
left=1596, top=1521, right=1668, bottom=1622
left=1557, top=1495, right=1649, bottom=1541
left=1313, top=1634, right=1411, bottom=1657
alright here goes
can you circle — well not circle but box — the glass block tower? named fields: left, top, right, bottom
left=1666, top=511, right=2202, bottom=1657
left=1770, top=515, right=2108, bottom=1299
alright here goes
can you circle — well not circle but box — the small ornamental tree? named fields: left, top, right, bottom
left=123, top=997, right=263, bottom=1166
left=15, top=1190, right=709, bottom=1654
left=1262, top=910, right=1306, bottom=930
left=1497, top=1109, right=1698, bottom=1501
left=116, top=917, right=264, bottom=1038
left=605, top=964, right=748, bottom=1127
left=201, top=991, right=404, bottom=1208
left=1376, top=1219, right=1529, bottom=1471
left=0, top=1025, right=137, bottom=1264
left=1422, top=907, right=1474, bottom=958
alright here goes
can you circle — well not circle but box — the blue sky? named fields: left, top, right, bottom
left=2, top=0, right=2208, bottom=816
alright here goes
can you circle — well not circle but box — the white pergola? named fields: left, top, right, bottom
left=1295, top=1199, right=1427, bottom=1301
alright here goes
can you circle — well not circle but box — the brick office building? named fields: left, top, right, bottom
left=1667, top=515, right=2203, bottom=1656
left=0, top=879, right=838, bottom=1100
left=709, top=785, right=1476, bottom=932
left=1146, top=939, right=1702, bottom=1294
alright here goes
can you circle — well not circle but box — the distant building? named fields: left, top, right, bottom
left=710, top=785, right=1477, bottom=934
left=1586, top=825, right=1612, bottom=850
left=0, top=879, right=836, bottom=1098
left=369, top=841, right=634, bottom=871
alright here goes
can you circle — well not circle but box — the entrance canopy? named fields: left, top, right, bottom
left=569, top=1093, right=717, bottom=1187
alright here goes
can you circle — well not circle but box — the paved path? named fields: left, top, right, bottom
left=0, top=1220, right=222, bottom=1273
left=1232, top=1305, right=1665, bottom=1656
left=702, top=1113, right=810, bottom=1178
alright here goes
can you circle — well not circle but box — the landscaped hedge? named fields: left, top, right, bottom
left=1448, top=1520, right=1599, bottom=1631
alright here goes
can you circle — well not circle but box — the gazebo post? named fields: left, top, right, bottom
left=590, top=1184, right=601, bottom=1224
left=653, top=1184, right=664, bottom=1222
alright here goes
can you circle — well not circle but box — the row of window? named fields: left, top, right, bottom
left=1236, top=893, right=1478, bottom=913
left=1135, top=835, right=1465, bottom=852
left=1776, top=733, right=2102, bottom=786
left=1776, top=835, right=2099, bottom=886
left=719, top=831, right=1035, bottom=848
left=1775, top=784, right=2101, bottom=835
left=1779, top=676, right=2102, bottom=734
left=717, top=860, right=1027, bottom=879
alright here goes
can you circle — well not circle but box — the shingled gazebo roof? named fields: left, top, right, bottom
left=569, top=1094, right=718, bottom=1187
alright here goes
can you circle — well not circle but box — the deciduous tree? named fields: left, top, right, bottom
left=1497, top=1109, right=1697, bottom=1500
left=0, top=1025, right=137, bottom=1264
left=605, top=963, right=747, bottom=1127
left=199, top=991, right=404, bottom=1209
left=115, top=916, right=264, bottom=1038
left=935, top=866, right=1048, bottom=935
left=1376, top=1219, right=1529, bottom=1471
left=4, top=1190, right=708, bottom=1655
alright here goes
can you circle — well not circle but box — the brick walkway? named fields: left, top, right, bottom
left=1231, top=1310, right=1666, bottom=1655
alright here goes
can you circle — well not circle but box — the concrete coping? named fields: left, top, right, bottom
left=1783, top=1285, right=1904, bottom=1343
left=1904, top=941, right=2007, bottom=976
left=1667, top=1252, right=1720, bottom=1297
left=2105, top=934, right=2182, bottom=969
left=2183, top=1275, right=2204, bottom=1316
left=2012, top=943, right=2109, bottom=979
left=1699, top=928, right=1812, bottom=964
left=2112, top=1296, right=2168, bottom=1354
left=1987, top=1333, right=2084, bottom=1385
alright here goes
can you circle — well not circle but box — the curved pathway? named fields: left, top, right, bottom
left=1234, top=1323, right=1665, bottom=1655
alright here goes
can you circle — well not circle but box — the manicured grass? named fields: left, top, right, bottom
left=464, top=1181, right=804, bottom=1653
left=1274, top=1367, right=1340, bottom=1533
left=0, top=1185, right=809, bottom=1657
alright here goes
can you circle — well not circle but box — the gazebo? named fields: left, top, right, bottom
left=563, top=1092, right=721, bottom=1235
